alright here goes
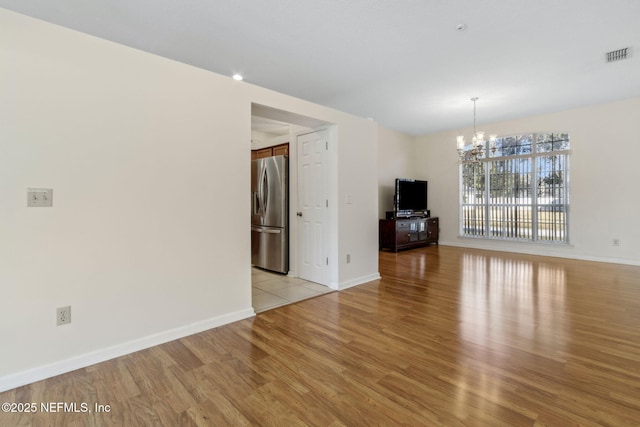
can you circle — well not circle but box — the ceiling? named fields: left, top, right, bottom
left=2, top=0, right=639, bottom=135
left=251, top=116, right=292, bottom=137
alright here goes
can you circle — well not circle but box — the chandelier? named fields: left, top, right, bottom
left=456, top=97, right=496, bottom=163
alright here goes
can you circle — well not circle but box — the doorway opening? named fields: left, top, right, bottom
left=250, top=104, right=336, bottom=312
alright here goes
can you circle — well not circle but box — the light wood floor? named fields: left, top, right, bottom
left=2, top=246, right=640, bottom=426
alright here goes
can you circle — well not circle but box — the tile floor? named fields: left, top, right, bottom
left=252, top=268, right=333, bottom=313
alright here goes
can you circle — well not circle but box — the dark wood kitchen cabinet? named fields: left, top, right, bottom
left=252, top=143, right=289, bottom=159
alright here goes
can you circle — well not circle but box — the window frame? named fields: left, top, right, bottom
left=459, top=132, right=570, bottom=244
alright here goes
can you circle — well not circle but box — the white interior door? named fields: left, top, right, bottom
left=297, top=130, right=329, bottom=285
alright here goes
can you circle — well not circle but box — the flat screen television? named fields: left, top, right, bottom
left=395, top=178, right=428, bottom=216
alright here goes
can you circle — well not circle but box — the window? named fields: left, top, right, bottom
left=460, top=133, right=570, bottom=243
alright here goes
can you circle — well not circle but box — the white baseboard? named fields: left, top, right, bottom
left=0, top=307, right=256, bottom=393
left=441, top=240, right=640, bottom=266
left=338, top=272, right=381, bottom=290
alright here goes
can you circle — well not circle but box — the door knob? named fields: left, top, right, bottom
left=297, top=212, right=303, bottom=217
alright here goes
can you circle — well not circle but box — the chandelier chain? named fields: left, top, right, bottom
left=472, top=97, right=478, bottom=136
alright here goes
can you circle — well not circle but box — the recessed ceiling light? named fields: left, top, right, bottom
left=232, top=74, right=243, bottom=81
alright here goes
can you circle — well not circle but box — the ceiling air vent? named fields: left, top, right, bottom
left=606, top=47, right=630, bottom=63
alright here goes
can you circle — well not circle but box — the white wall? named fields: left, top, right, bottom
left=414, top=97, right=640, bottom=265
left=377, top=126, right=416, bottom=219
left=0, top=9, right=379, bottom=391
left=250, top=131, right=289, bottom=150
left=336, top=122, right=380, bottom=288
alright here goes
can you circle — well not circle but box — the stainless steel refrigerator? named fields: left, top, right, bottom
left=251, top=155, right=288, bottom=273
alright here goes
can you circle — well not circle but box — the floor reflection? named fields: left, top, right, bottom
left=457, top=253, right=569, bottom=408
left=460, top=254, right=567, bottom=341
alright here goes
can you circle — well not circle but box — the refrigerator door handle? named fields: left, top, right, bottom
left=252, top=192, right=260, bottom=216
left=261, top=165, right=269, bottom=216
left=251, top=226, right=263, bottom=233
left=257, top=166, right=261, bottom=217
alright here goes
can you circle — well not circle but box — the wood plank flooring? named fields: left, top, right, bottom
left=2, top=246, right=640, bottom=426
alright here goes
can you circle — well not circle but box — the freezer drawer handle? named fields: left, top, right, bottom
left=251, top=227, right=281, bottom=234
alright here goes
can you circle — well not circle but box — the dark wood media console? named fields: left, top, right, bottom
left=379, top=216, right=439, bottom=252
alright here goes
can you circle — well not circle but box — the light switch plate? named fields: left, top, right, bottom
left=27, top=188, right=53, bottom=207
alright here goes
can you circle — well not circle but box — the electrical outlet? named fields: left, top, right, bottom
left=346, top=254, right=351, bottom=263
left=57, top=306, right=71, bottom=326
left=27, top=188, right=54, bottom=207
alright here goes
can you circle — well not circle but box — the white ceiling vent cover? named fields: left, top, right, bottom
left=606, top=47, right=630, bottom=62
